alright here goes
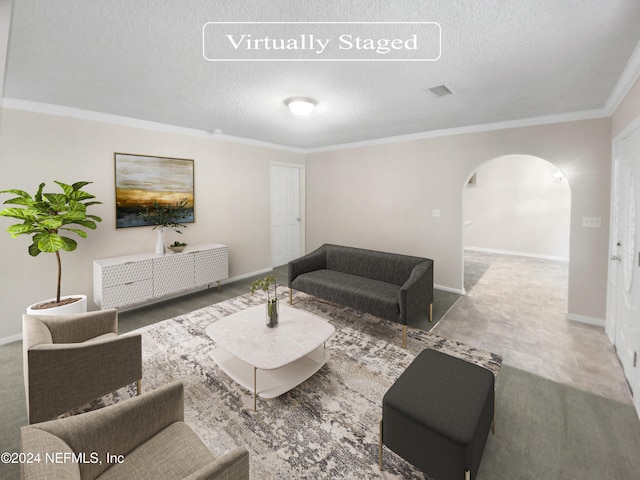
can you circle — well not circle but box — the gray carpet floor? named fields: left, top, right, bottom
left=1, top=261, right=639, bottom=479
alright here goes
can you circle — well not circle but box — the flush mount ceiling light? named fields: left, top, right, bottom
left=285, top=97, right=317, bottom=116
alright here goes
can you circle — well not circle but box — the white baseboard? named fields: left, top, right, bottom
left=567, top=313, right=606, bottom=328
left=434, top=284, right=466, bottom=295
left=223, top=267, right=274, bottom=284
left=0, top=333, right=22, bottom=345
left=0, top=267, right=279, bottom=344
left=464, top=246, right=569, bottom=263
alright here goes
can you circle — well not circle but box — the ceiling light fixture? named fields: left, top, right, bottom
left=285, top=97, right=317, bottom=116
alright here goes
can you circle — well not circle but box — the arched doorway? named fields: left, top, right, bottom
left=462, top=154, right=571, bottom=291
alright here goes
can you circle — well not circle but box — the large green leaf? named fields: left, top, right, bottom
left=0, top=207, right=35, bottom=220
left=60, top=236, right=78, bottom=251
left=37, top=233, right=67, bottom=252
left=0, top=189, right=31, bottom=198
left=2, top=196, right=33, bottom=206
left=54, top=181, right=74, bottom=196
left=70, top=181, right=91, bottom=191
left=70, top=191, right=95, bottom=202
left=39, top=218, right=63, bottom=230
left=60, top=227, right=88, bottom=238
left=34, top=183, right=45, bottom=203
left=44, top=193, right=67, bottom=208
left=7, top=223, right=36, bottom=236
left=74, top=219, right=98, bottom=229
left=60, top=210, right=87, bottom=223
left=28, top=242, right=41, bottom=257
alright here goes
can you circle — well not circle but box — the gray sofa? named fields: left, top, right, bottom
left=288, top=244, right=433, bottom=347
left=20, top=381, right=250, bottom=480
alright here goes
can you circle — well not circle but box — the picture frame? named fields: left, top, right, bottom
left=114, top=153, right=195, bottom=228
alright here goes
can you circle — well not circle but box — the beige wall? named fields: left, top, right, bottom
left=0, top=108, right=304, bottom=339
left=613, top=76, right=640, bottom=138
left=306, top=118, right=611, bottom=322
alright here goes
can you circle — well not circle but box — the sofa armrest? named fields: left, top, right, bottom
left=183, top=448, right=250, bottom=480
left=25, top=382, right=185, bottom=480
left=399, top=260, right=433, bottom=324
left=288, top=244, right=327, bottom=287
left=24, top=309, right=119, bottom=344
left=26, top=334, right=142, bottom=423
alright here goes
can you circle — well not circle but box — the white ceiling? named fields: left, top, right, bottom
left=4, top=0, right=640, bottom=150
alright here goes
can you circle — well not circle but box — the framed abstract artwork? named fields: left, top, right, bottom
left=114, top=153, right=195, bottom=228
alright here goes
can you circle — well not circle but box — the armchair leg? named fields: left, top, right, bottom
left=429, top=303, right=433, bottom=322
left=289, top=288, right=292, bottom=305
left=402, top=325, right=407, bottom=349
left=137, top=379, right=141, bottom=396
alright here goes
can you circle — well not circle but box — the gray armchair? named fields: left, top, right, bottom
left=23, top=309, right=142, bottom=424
left=20, top=381, right=250, bottom=479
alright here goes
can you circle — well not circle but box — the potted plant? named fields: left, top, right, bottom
left=138, top=198, right=189, bottom=254
left=0, top=181, right=102, bottom=313
left=250, top=275, right=279, bottom=327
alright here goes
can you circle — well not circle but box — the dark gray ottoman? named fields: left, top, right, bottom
left=380, top=349, right=495, bottom=480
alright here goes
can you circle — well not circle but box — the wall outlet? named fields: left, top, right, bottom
left=432, top=209, right=441, bottom=217
left=582, top=217, right=601, bottom=228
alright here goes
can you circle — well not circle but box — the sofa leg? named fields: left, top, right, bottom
left=136, top=379, right=141, bottom=396
left=402, top=325, right=407, bottom=349
left=289, top=288, right=292, bottom=305
left=379, top=420, right=383, bottom=471
left=429, top=303, right=433, bottom=322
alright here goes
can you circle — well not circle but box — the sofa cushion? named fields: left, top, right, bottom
left=325, top=244, right=425, bottom=286
left=98, top=422, right=215, bottom=480
left=292, top=269, right=400, bottom=321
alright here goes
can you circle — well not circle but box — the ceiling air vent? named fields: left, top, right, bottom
left=426, top=84, right=454, bottom=98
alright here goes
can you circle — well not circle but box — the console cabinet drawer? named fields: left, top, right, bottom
left=93, top=243, right=228, bottom=309
left=101, top=279, right=154, bottom=309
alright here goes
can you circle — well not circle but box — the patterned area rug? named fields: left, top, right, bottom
left=80, top=291, right=502, bottom=479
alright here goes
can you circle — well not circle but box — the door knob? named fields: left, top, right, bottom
left=610, top=255, right=621, bottom=261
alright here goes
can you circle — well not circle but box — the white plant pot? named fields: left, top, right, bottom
left=26, top=295, right=88, bottom=315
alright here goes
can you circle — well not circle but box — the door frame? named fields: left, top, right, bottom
left=608, top=114, right=640, bottom=416
left=270, top=161, right=306, bottom=267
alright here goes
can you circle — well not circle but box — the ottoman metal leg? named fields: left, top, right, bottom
left=379, top=420, right=383, bottom=471
left=465, top=470, right=470, bottom=480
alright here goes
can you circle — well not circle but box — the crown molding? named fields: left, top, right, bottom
left=306, top=108, right=609, bottom=153
left=604, top=40, right=640, bottom=115
left=0, top=98, right=307, bottom=154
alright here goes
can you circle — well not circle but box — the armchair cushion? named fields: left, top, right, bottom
left=21, top=382, right=250, bottom=480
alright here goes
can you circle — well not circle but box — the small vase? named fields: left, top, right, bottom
left=155, top=228, right=165, bottom=254
left=266, top=298, right=279, bottom=328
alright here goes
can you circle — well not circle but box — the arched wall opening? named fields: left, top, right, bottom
left=462, top=154, right=572, bottom=290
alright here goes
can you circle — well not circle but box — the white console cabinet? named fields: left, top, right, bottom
left=93, top=243, right=228, bottom=309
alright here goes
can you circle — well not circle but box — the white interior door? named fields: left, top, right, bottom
left=609, top=123, right=640, bottom=415
left=271, top=164, right=301, bottom=267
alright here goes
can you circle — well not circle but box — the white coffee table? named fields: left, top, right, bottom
left=205, top=304, right=335, bottom=411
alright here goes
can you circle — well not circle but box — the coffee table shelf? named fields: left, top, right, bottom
left=210, top=344, right=329, bottom=400
left=206, top=304, right=335, bottom=410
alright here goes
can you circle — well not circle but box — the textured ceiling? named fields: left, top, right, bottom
left=4, top=0, right=640, bottom=150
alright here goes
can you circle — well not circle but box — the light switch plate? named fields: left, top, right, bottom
left=582, top=217, right=601, bottom=228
